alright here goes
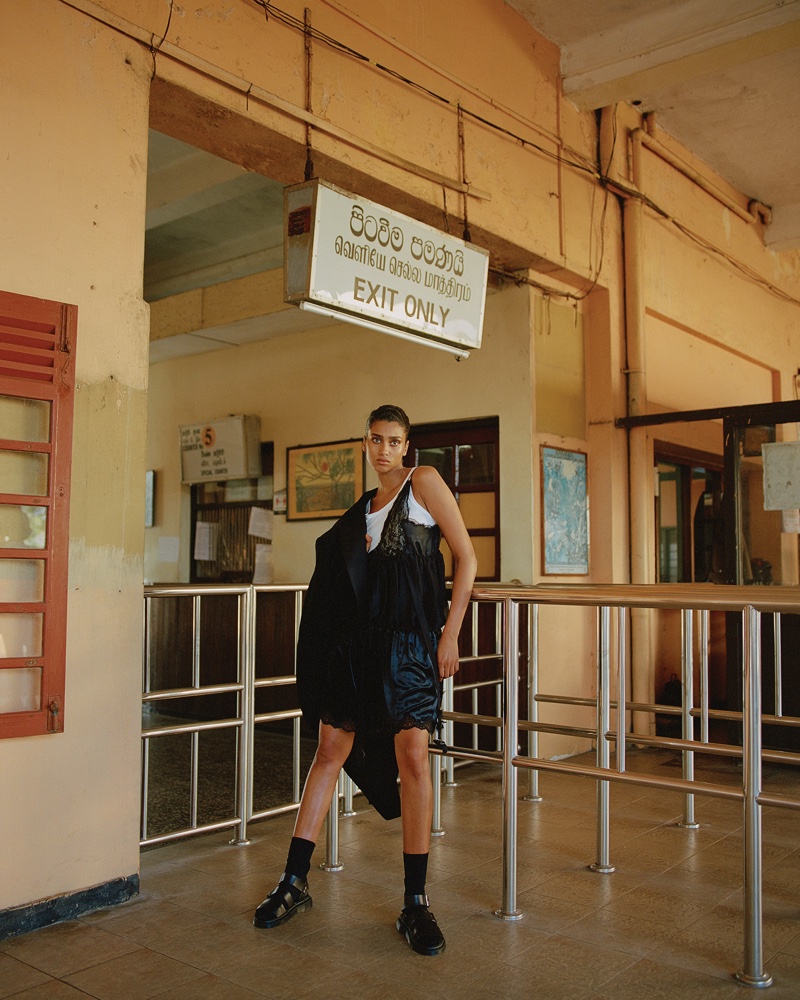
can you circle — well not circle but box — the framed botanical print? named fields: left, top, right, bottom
left=286, top=439, right=365, bottom=520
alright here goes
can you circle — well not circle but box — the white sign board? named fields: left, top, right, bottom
left=180, top=415, right=261, bottom=484
left=284, top=179, right=489, bottom=355
left=762, top=441, right=800, bottom=510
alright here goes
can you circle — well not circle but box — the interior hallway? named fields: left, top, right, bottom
left=2, top=750, right=800, bottom=999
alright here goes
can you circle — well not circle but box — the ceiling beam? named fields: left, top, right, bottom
left=563, top=6, right=800, bottom=109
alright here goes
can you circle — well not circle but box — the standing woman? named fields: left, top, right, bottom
left=254, top=404, right=477, bottom=955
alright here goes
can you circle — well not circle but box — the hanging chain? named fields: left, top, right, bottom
left=304, top=7, right=315, bottom=181
left=457, top=103, right=471, bottom=242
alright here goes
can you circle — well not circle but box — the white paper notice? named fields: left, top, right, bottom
left=157, top=536, right=180, bottom=563
left=252, top=543, right=274, bottom=584
left=248, top=506, right=274, bottom=539
left=194, top=521, right=219, bottom=561
left=782, top=509, right=800, bottom=533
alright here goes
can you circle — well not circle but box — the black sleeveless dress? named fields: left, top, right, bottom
left=296, top=474, right=448, bottom=818
left=356, top=475, right=448, bottom=734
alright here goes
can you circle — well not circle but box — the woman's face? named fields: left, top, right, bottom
left=363, top=419, right=409, bottom=475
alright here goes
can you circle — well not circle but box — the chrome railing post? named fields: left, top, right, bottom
left=699, top=609, right=710, bottom=744
left=496, top=597, right=522, bottom=919
left=736, top=605, right=772, bottom=988
left=232, top=586, right=253, bottom=845
left=616, top=605, right=627, bottom=774
left=192, top=594, right=202, bottom=688
left=341, top=772, right=356, bottom=817
left=443, top=675, right=456, bottom=786
left=431, top=749, right=444, bottom=836
left=292, top=589, right=304, bottom=804
left=190, top=730, right=199, bottom=830
left=320, top=779, right=344, bottom=872
left=773, top=612, right=783, bottom=717
left=140, top=737, right=150, bottom=841
left=523, top=603, right=542, bottom=802
left=679, top=608, right=699, bottom=829
left=591, top=605, right=615, bottom=873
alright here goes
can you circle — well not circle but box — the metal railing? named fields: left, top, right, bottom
left=141, top=583, right=503, bottom=848
left=141, top=580, right=800, bottom=985
left=141, top=583, right=307, bottom=846
left=468, top=582, right=800, bottom=990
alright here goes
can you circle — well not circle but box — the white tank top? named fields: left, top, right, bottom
left=366, top=469, right=435, bottom=552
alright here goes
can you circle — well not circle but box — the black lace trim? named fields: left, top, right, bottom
left=321, top=713, right=437, bottom=735
left=381, top=479, right=411, bottom=557
left=320, top=714, right=357, bottom=733
left=395, top=716, right=438, bottom=734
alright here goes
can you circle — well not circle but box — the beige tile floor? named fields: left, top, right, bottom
left=2, top=749, right=800, bottom=999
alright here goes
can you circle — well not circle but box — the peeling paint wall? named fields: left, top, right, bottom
left=0, top=2, right=151, bottom=908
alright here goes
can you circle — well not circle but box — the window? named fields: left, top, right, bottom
left=0, top=290, right=76, bottom=738
left=407, top=417, right=499, bottom=580
left=655, top=451, right=722, bottom=584
left=190, top=443, right=274, bottom=583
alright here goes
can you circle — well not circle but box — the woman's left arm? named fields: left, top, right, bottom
left=413, top=466, right=478, bottom=678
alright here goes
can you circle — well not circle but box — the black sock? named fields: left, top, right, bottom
left=403, top=852, right=429, bottom=904
left=284, top=836, right=315, bottom=884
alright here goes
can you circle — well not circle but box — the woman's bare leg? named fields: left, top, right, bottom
left=292, top=722, right=355, bottom=843
left=394, top=727, right=433, bottom=853
left=254, top=722, right=353, bottom=929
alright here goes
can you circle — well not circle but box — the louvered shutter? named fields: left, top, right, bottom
left=0, top=290, right=76, bottom=738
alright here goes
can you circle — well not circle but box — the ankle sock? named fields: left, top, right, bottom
left=282, top=836, right=315, bottom=899
left=403, top=851, right=429, bottom=905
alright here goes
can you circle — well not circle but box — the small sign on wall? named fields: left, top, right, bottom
left=179, top=415, right=261, bottom=484
left=762, top=441, right=800, bottom=510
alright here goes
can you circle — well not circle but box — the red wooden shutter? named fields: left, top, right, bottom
left=0, top=290, right=76, bottom=738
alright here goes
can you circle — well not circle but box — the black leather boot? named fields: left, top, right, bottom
left=396, top=893, right=446, bottom=955
left=253, top=873, right=312, bottom=929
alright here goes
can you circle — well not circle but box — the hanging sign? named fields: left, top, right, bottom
left=284, top=179, right=489, bottom=356
left=179, top=415, right=261, bottom=484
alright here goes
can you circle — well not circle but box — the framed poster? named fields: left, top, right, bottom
left=541, top=446, right=589, bottom=575
left=286, top=438, right=364, bottom=520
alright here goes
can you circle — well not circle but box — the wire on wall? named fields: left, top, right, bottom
left=303, top=7, right=315, bottom=181
left=248, top=0, right=597, bottom=182
left=457, top=104, right=471, bottom=244
left=149, top=0, right=175, bottom=79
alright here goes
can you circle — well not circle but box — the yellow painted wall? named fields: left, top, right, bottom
left=146, top=283, right=535, bottom=585
left=0, top=2, right=151, bottom=908
left=3, top=0, right=800, bottom=918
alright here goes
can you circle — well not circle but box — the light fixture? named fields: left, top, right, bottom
left=298, top=301, right=470, bottom=361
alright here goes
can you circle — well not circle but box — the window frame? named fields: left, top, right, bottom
left=407, top=416, right=500, bottom=581
left=0, top=290, right=76, bottom=738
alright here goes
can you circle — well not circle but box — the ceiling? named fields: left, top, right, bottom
left=506, top=0, right=800, bottom=250
left=146, top=0, right=800, bottom=360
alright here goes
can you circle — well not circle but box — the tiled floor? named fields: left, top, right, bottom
left=3, top=749, right=800, bottom=999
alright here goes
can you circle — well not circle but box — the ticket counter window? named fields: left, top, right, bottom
left=190, top=442, right=274, bottom=583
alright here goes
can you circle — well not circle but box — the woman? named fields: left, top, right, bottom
left=254, top=404, right=477, bottom=956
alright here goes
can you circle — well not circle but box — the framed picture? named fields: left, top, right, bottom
left=541, top=446, right=589, bottom=575
left=145, top=470, right=155, bottom=528
left=286, top=438, right=365, bottom=520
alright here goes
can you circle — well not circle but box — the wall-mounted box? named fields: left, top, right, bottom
left=179, top=415, right=261, bottom=484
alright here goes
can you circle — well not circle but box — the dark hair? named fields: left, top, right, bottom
left=365, top=404, right=411, bottom=437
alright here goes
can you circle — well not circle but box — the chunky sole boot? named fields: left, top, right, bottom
left=396, top=893, right=446, bottom=956
left=253, top=873, right=312, bottom=929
